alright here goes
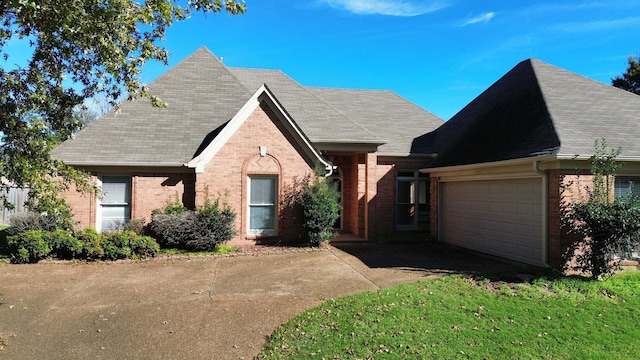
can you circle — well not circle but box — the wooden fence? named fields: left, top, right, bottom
left=1, top=187, right=30, bottom=225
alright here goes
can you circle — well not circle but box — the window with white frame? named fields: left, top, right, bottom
left=100, top=176, right=131, bottom=231
left=248, top=176, right=277, bottom=235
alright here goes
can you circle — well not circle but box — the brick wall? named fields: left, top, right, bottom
left=547, top=169, right=595, bottom=269
left=63, top=173, right=194, bottom=230
left=131, top=173, right=196, bottom=223
left=197, top=102, right=314, bottom=241
left=61, top=175, right=98, bottom=229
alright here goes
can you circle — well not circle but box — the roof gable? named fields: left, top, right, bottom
left=187, top=84, right=333, bottom=174
left=52, top=47, right=252, bottom=166
left=229, top=68, right=385, bottom=146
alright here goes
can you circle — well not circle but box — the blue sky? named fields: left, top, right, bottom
left=143, top=0, right=640, bottom=120
left=7, top=0, right=640, bottom=120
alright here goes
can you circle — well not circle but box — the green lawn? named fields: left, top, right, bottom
left=258, top=272, right=640, bottom=359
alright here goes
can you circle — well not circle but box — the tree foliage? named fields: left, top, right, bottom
left=564, top=139, right=640, bottom=279
left=612, top=54, right=640, bottom=95
left=0, top=0, right=246, bottom=214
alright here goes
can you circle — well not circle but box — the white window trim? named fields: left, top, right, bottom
left=247, top=175, right=278, bottom=237
left=97, top=175, right=132, bottom=232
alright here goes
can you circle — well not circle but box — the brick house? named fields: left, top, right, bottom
left=424, top=59, right=640, bottom=268
left=52, top=47, right=444, bottom=243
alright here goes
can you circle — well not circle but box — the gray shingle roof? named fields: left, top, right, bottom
left=307, top=87, right=443, bottom=156
left=428, top=58, right=640, bottom=168
left=53, top=47, right=443, bottom=166
left=52, top=47, right=252, bottom=165
left=229, top=68, right=383, bottom=144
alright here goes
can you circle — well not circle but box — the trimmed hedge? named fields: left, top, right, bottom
left=7, top=229, right=159, bottom=264
left=150, top=197, right=236, bottom=251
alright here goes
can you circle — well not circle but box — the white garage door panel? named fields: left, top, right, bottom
left=443, top=178, right=543, bottom=266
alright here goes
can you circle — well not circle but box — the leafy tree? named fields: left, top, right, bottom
left=612, top=55, right=640, bottom=95
left=564, top=139, right=640, bottom=279
left=0, top=0, right=246, bottom=216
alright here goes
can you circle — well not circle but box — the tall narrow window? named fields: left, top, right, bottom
left=396, top=171, right=429, bottom=230
left=249, top=176, right=277, bottom=235
left=101, top=176, right=131, bottom=231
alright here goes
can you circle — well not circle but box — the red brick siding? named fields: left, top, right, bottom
left=131, top=173, right=196, bottom=223
left=374, top=163, right=395, bottom=236
left=197, top=102, right=314, bottom=241
left=61, top=176, right=98, bottom=229
left=63, top=173, right=194, bottom=229
left=548, top=169, right=596, bottom=269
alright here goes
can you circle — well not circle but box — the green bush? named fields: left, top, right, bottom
left=76, top=228, right=105, bottom=259
left=7, top=230, right=52, bottom=263
left=7, top=228, right=159, bottom=263
left=298, top=176, right=340, bottom=245
left=102, top=231, right=134, bottom=260
left=150, top=194, right=236, bottom=251
left=45, top=229, right=83, bottom=259
left=565, top=139, right=640, bottom=278
left=129, top=234, right=160, bottom=258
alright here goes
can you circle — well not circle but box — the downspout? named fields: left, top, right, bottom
left=534, top=161, right=550, bottom=267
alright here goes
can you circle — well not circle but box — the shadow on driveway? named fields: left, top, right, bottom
left=330, top=240, right=537, bottom=282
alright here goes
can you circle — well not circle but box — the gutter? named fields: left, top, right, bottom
left=64, top=161, right=187, bottom=168
left=534, top=160, right=550, bottom=267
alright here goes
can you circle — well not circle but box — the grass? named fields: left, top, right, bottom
left=258, top=272, right=640, bottom=359
left=158, top=244, right=239, bottom=256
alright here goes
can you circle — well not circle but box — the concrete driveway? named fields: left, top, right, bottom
left=0, top=241, right=517, bottom=359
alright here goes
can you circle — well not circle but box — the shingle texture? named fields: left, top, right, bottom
left=428, top=58, right=640, bottom=168
left=53, top=47, right=443, bottom=166
left=52, top=48, right=252, bottom=165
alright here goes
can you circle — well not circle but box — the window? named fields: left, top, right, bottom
left=100, top=176, right=131, bottom=231
left=248, top=176, right=277, bottom=235
left=615, top=176, right=640, bottom=200
left=396, top=171, right=429, bottom=230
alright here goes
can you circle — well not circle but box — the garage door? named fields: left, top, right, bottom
left=441, top=178, right=543, bottom=266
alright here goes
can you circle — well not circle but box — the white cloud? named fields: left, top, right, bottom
left=462, top=12, right=495, bottom=26
left=322, top=0, right=450, bottom=17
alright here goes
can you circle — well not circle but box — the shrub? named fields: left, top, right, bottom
left=6, top=227, right=159, bottom=263
left=564, top=139, right=640, bottom=278
left=101, top=231, right=160, bottom=260
left=6, top=211, right=57, bottom=235
left=102, top=231, right=134, bottom=260
left=45, top=229, right=83, bottom=259
left=123, top=218, right=147, bottom=236
left=154, top=193, right=188, bottom=215
left=76, top=228, right=105, bottom=259
left=7, top=230, right=51, bottom=263
left=191, top=197, right=237, bottom=251
left=149, top=194, right=237, bottom=251
left=298, top=175, right=340, bottom=245
left=128, top=234, right=160, bottom=258
left=149, top=211, right=199, bottom=248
